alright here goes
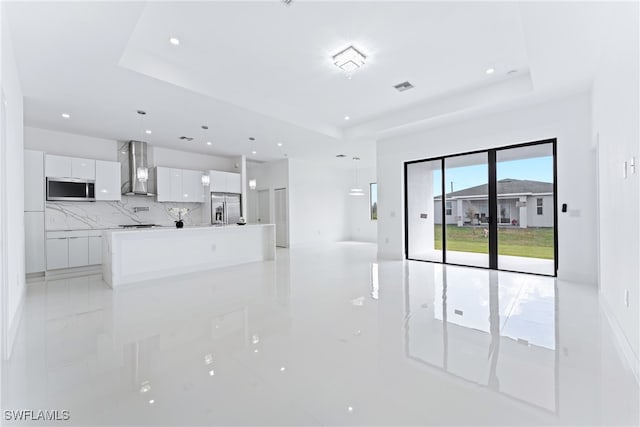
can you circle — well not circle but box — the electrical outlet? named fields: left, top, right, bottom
left=625, top=289, right=630, bottom=308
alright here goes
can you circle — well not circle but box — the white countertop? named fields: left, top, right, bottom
left=102, top=223, right=273, bottom=236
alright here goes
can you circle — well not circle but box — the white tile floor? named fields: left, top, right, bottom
left=3, top=242, right=638, bottom=425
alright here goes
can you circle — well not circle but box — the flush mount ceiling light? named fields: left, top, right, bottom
left=169, top=37, right=180, bottom=46
left=145, top=130, right=152, bottom=134
left=61, top=113, right=70, bottom=119
left=485, top=68, right=495, bottom=75
left=277, top=142, right=283, bottom=147
left=332, top=45, right=367, bottom=74
left=344, top=116, right=350, bottom=121
left=251, top=150, right=257, bottom=155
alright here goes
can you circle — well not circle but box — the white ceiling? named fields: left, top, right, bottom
left=5, top=1, right=616, bottom=168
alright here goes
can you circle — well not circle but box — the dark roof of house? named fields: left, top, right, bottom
left=434, top=179, right=552, bottom=199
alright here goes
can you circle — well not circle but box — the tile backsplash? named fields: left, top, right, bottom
left=46, top=196, right=206, bottom=230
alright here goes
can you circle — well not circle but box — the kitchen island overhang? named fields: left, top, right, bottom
left=102, top=224, right=276, bottom=288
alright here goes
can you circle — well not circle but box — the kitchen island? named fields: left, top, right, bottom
left=102, top=224, right=275, bottom=288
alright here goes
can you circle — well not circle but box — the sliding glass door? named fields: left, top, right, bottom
left=496, top=143, right=556, bottom=275
left=444, top=152, right=489, bottom=268
left=405, top=139, right=557, bottom=276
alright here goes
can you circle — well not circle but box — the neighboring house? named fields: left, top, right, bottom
left=434, top=179, right=553, bottom=228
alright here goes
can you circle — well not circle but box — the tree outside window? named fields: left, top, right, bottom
left=370, top=183, right=378, bottom=220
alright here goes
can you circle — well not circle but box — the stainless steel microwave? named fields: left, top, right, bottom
left=46, top=177, right=95, bottom=202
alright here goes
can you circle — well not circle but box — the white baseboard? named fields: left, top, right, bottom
left=600, top=294, right=640, bottom=386
left=45, top=265, right=102, bottom=280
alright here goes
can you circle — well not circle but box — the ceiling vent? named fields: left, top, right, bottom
left=393, top=81, right=414, bottom=92
left=336, top=154, right=347, bottom=158
left=282, top=0, right=293, bottom=5
left=179, top=136, right=194, bottom=141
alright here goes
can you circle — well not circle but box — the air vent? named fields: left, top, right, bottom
left=179, top=136, right=194, bottom=141
left=393, top=81, right=414, bottom=92
left=282, top=0, right=293, bottom=5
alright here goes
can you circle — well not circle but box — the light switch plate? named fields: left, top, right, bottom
left=630, top=157, right=636, bottom=174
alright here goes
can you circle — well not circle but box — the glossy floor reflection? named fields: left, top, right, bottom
left=3, top=243, right=638, bottom=425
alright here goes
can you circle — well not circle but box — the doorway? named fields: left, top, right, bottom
left=257, top=189, right=269, bottom=225
left=405, top=139, right=557, bottom=276
left=274, top=188, right=289, bottom=248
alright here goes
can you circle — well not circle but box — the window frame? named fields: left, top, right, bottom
left=370, top=182, right=378, bottom=221
left=536, top=197, right=543, bottom=215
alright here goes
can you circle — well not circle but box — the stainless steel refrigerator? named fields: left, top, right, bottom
left=211, top=193, right=242, bottom=225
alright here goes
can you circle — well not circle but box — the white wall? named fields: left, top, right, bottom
left=154, top=146, right=237, bottom=172
left=25, top=126, right=238, bottom=172
left=377, top=93, right=596, bottom=284
left=347, top=165, right=378, bottom=242
left=246, top=159, right=289, bottom=226
left=1, top=6, right=25, bottom=358
left=24, top=126, right=116, bottom=161
left=592, top=2, right=639, bottom=373
left=288, top=158, right=350, bottom=247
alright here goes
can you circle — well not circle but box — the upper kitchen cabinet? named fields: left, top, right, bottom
left=209, top=170, right=241, bottom=193
left=45, top=154, right=71, bottom=178
left=45, top=154, right=95, bottom=180
left=156, top=167, right=204, bottom=203
left=24, top=150, right=45, bottom=211
left=181, top=169, right=205, bottom=202
left=71, top=158, right=95, bottom=180
left=95, top=160, right=121, bottom=201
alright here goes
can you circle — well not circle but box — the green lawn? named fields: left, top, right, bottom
left=434, top=225, right=554, bottom=259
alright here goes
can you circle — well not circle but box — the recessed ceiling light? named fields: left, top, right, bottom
left=251, top=150, right=257, bottom=154
left=61, top=113, right=70, bottom=119
left=249, top=137, right=255, bottom=141
left=344, top=116, right=350, bottom=121
left=277, top=142, right=283, bottom=147
left=169, top=37, right=180, bottom=46
left=145, top=130, right=152, bottom=134
left=332, top=45, right=367, bottom=74
left=207, top=141, right=212, bottom=146
left=485, top=68, right=495, bottom=75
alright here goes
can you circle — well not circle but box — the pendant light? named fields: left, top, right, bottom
left=136, top=110, right=149, bottom=183
left=349, top=156, right=364, bottom=196
left=201, top=125, right=211, bottom=186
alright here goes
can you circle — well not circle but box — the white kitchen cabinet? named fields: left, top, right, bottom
left=68, top=236, right=89, bottom=267
left=209, top=170, right=227, bottom=192
left=209, top=170, right=241, bottom=194
left=170, top=168, right=183, bottom=201
left=45, top=154, right=71, bottom=178
left=71, top=158, right=95, bottom=180
left=156, top=167, right=171, bottom=202
left=156, top=166, right=205, bottom=203
left=95, top=160, right=121, bottom=201
left=88, top=236, right=102, bottom=265
left=25, top=211, right=45, bottom=273
left=24, top=150, right=45, bottom=211
left=226, top=172, right=241, bottom=193
left=45, top=155, right=96, bottom=180
left=181, top=169, right=204, bottom=202
left=46, top=238, right=69, bottom=270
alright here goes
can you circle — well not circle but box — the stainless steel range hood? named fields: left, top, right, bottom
left=122, top=140, right=155, bottom=196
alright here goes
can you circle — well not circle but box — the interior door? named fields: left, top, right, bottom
left=257, top=189, right=269, bottom=224
left=274, top=188, right=288, bottom=247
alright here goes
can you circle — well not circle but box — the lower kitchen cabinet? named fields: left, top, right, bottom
left=46, top=230, right=104, bottom=270
left=68, top=237, right=89, bottom=267
left=46, top=238, right=69, bottom=270
left=89, top=236, right=102, bottom=265
left=25, top=211, right=45, bottom=273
